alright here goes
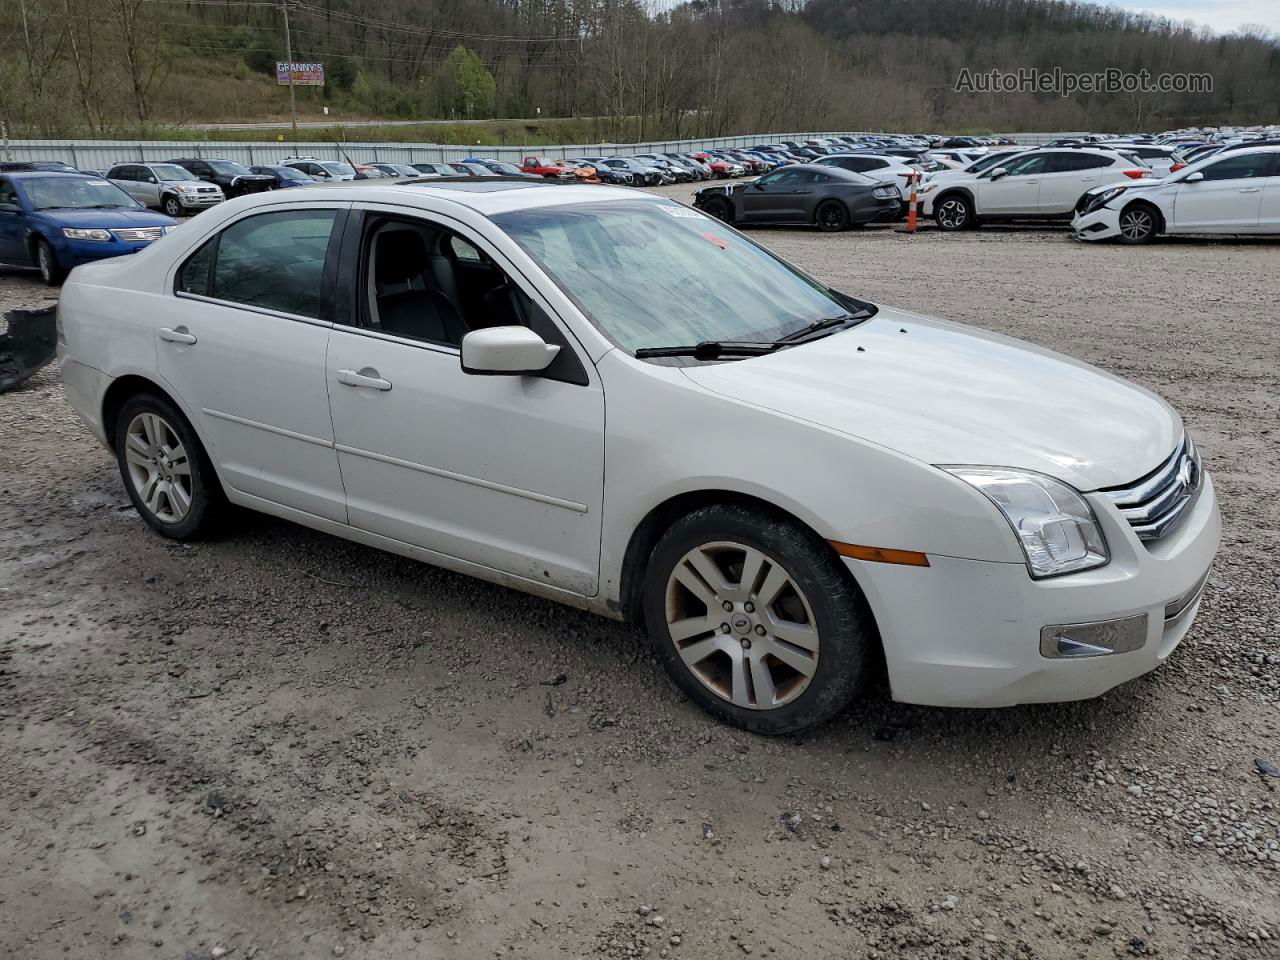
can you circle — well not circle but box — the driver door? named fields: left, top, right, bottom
left=742, top=170, right=806, bottom=222
left=978, top=154, right=1046, bottom=215
left=0, top=178, right=27, bottom=263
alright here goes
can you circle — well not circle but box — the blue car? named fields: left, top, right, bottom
left=0, top=172, right=177, bottom=285
left=248, top=164, right=320, bottom=188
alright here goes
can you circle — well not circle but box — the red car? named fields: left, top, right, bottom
left=692, top=152, right=735, bottom=178
left=520, top=156, right=577, bottom=180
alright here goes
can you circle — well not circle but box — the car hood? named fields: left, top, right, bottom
left=680, top=306, right=1181, bottom=491
left=37, top=207, right=176, bottom=228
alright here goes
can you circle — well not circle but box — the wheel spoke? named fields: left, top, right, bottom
left=755, top=563, right=790, bottom=607
left=168, top=479, right=192, bottom=518
left=145, top=479, right=166, bottom=515
left=760, top=636, right=817, bottom=677
left=669, top=615, right=716, bottom=643
left=126, top=431, right=153, bottom=457
left=141, top=414, right=163, bottom=449
left=673, top=562, right=720, bottom=611
left=677, top=635, right=724, bottom=668
left=125, top=446, right=152, bottom=469
left=737, top=548, right=767, bottom=602
left=729, top=653, right=751, bottom=708
left=749, top=654, right=777, bottom=708
left=765, top=615, right=820, bottom=652
left=685, top=549, right=733, bottom=600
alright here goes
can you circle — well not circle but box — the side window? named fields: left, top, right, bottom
left=1045, top=153, right=1107, bottom=173
left=206, top=209, right=338, bottom=317
left=447, top=236, right=483, bottom=263
left=1003, top=155, right=1048, bottom=176
left=177, top=238, right=216, bottom=295
left=0, top=179, right=18, bottom=208
left=1198, top=154, right=1272, bottom=181
left=112, top=166, right=135, bottom=181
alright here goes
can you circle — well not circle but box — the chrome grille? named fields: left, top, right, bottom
left=112, top=226, right=164, bottom=242
left=1102, top=434, right=1203, bottom=542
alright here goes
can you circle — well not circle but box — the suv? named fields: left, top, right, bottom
left=166, top=158, right=275, bottom=198
left=921, top=148, right=1150, bottom=230
left=107, top=162, right=224, bottom=217
left=278, top=157, right=358, bottom=182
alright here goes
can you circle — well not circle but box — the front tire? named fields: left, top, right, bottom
left=702, top=197, right=734, bottom=224
left=934, top=194, right=974, bottom=231
left=113, top=393, right=223, bottom=540
left=162, top=194, right=184, bottom=218
left=816, top=201, right=849, bottom=232
left=643, top=504, right=875, bottom=734
left=1117, top=202, right=1158, bottom=244
left=35, top=238, right=65, bottom=286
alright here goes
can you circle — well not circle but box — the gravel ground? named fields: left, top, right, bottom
left=1, top=189, right=1278, bottom=960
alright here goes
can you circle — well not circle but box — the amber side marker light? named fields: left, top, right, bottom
left=829, top=541, right=931, bottom=567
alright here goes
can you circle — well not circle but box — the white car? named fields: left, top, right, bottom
left=815, top=154, right=921, bottom=204
left=1072, top=145, right=1280, bottom=243
left=922, top=147, right=1150, bottom=230
left=278, top=157, right=357, bottom=181
left=107, top=162, right=224, bottom=218
left=57, top=181, right=1219, bottom=734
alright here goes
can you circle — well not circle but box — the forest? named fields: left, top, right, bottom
left=2, top=0, right=1278, bottom=139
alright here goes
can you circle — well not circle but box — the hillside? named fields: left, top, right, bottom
left=2, top=0, right=1277, bottom=139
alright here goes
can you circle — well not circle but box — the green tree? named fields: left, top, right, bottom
left=442, top=45, right=496, bottom=119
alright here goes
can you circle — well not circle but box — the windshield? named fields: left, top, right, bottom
left=24, top=176, right=140, bottom=210
left=151, top=164, right=197, bottom=181
left=493, top=200, right=858, bottom=353
left=207, top=160, right=251, bottom=176
left=320, top=162, right=355, bottom=176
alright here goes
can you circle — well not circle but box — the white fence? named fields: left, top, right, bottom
left=2, top=131, right=1079, bottom=169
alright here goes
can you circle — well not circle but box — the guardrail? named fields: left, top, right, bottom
left=2, top=131, right=1083, bottom=170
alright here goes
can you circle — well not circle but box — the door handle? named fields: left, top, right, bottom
left=1238, top=187, right=1261, bottom=193
left=337, top=368, right=392, bottom=391
left=159, top=326, right=197, bottom=345
left=1080, top=177, right=1097, bottom=182
left=1024, top=179, right=1040, bottom=185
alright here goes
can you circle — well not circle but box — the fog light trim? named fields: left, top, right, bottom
left=1039, top=613, right=1148, bottom=659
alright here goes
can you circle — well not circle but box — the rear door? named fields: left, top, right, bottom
left=1256, top=152, right=1280, bottom=232
left=0, top=178, right=26, bottom=263
left=1038, top=153, right=1112, bottom=214
left=1172, top=152, right=1269, bottom=231
left=159, top=204, right=349, bottom=522
left=133, top=166, right=162, bottom=208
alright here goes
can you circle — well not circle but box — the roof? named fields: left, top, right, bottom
left=224, top=176, right=650, bottom=216
left=1, top=170, right=98, bottom=181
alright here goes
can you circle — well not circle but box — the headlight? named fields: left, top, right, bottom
left=920, top=182, right=939, bottom=195
left=940, top=466, right=1109, bottom=579
left=63, top=227, right=112, bottom=241
left=1087, top=186, right=1127, bottom=212
left=175, top=184, right=196, bottom=193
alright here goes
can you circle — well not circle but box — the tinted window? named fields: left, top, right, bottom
left=207, top=210, right=338, bottom=317
left=1045, top=153, right=1110, bottom=172
left=0, top=179, right=18, bottom=208
left=177, top=238, right=216, bottom=295
left=1198, top=154, right=1272, bottom=181
left=1001, top=155, right=1048, bottom=176
left=110, top=166, right=136, bottom=181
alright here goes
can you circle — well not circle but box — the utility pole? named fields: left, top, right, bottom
left=281, top=0, right=298, bottom=138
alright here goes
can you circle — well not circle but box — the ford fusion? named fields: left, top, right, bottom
left=57, top=179, right=1219, bottom=734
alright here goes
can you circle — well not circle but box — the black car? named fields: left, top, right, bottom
left=568, top=159, right=632, bottom=185
left=692, top=164, right=901, bottom=232
left=248, top=164, right=320, bottom=188
left=410, top=162, right=460, bottom=178
left=166, top=158, right=275, bottom=198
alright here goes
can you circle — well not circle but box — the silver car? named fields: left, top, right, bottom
left=107, top=163, right=224, bottom=217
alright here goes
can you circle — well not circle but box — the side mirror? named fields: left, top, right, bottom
left=147, top=176, right=158, bottom=184
left=1184, top=171, right=1204, bottom=183
left=461, top=326, right=559, bottom=376
left=989, top=167, right=1008, bottom=180
left=0, top=202, right=20, bottom=213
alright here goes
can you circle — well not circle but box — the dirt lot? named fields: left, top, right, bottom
left=2, top=188, right=1278, bottom=960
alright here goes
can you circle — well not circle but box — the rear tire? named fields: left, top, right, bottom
left=35, top=238, right=65, bottom=286
left=816, top=201, right=849, bottom=232
left=643, top=504, right=874, bottom=735
left=934, top=194, right=974, bottom=231
left=1117, top=202, right=1159, bottom=244
left=113, top=393, right=224, bottom=541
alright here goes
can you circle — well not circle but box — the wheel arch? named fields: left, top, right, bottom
left=934, top=186, right=975, bottom=209
left=1121, top=196, right=1166, bottom=234
left=616, top=488, right=875, bottom=632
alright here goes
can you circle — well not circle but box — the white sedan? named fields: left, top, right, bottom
left=1073, top=145, right=1280, bottom=242
left=57, top=180, right=1219, bottom=733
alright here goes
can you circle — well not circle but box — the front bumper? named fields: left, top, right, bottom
left=54, top=236, right=162, bottom=268
left=180, top=192, right=223, bottom=209
left=1071, top=205, right=1123, bottom=241
left=848, top=473, right=1220, bottom=708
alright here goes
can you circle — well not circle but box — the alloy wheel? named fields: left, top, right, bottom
left=664, top=541, right=819, bottom=710
left=37, top=243, right=56, bottom=283
left=1119, top=208, right=1154, bottom=241
left=124, top=412, right=194, bottom=523
left=937, top=199, right=968, bottom=229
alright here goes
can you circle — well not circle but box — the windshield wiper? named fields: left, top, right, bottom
left=773, top=310, right=873, bottom=344
left=634, top=340, right=781, bottom=360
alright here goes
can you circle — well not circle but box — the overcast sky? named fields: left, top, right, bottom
left=1100, top=0, right=1279, bottom=34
